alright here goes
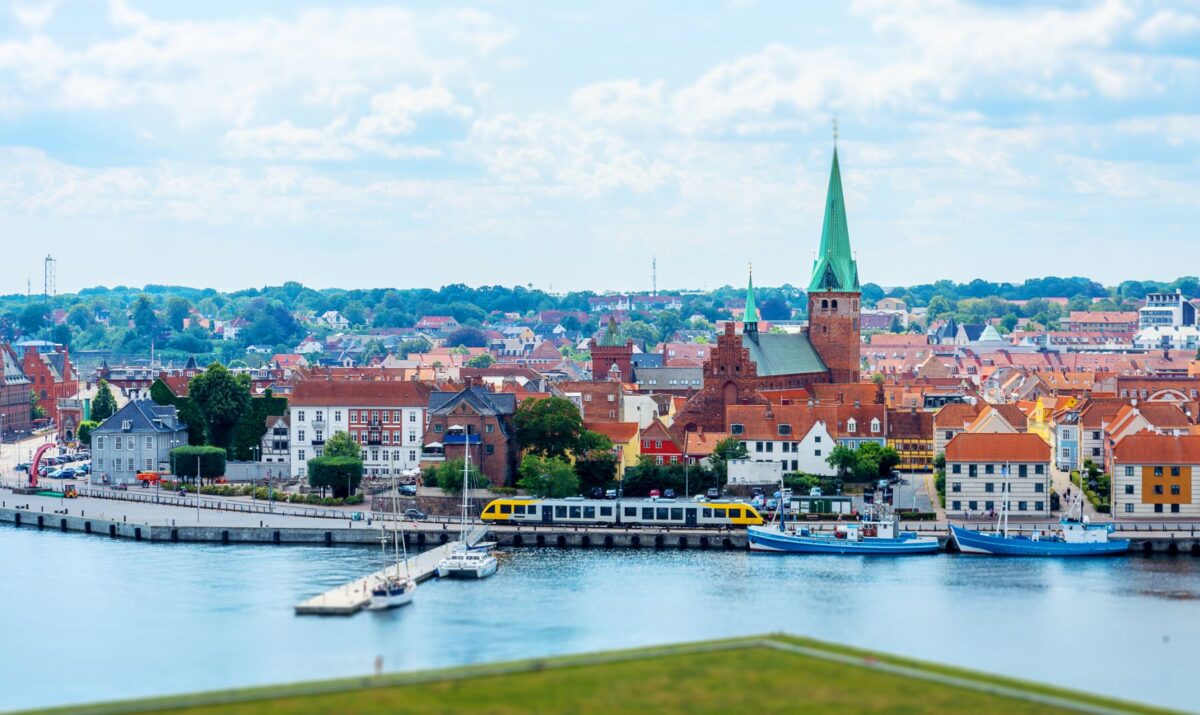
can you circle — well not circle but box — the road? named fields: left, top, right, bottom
left=0, top=431, right=58, bottom=479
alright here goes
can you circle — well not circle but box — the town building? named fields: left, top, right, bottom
left=21, top=344, right=78, bottom=424
left=1065, top=311, right=1138, bottom=334
left=584, top=421, right=641, bottom=477
left=726, top=404, right=837, bottom=476
left=287, top=380, right=432, bottom=480
left=260, top=415, right=290, bottom=468
left=423, top=385, right=518, bottom=486
left=589, top=318, right=634, bottom=383
left=944, top=433, right=1052, bottom=517
left=1112, top=434, right=1200, bottom=517
left=932, top=402, right=983, bottom=456
left=90, top=400, right=189, bottom=485
left=887, top=408, right=934, bottom=472
left=0, top=344, right=32, bottom=438
left=1138, top=290, right=1196, bottom=330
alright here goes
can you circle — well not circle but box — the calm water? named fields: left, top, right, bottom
left=2, top=526, right=1199, bottom=713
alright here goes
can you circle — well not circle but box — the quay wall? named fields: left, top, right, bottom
left=4, top=505, right=1200, bottom=554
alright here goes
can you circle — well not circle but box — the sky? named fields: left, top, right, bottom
left=0, top=0, right=1198, bottom=296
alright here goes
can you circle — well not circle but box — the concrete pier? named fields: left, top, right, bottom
left=295, top=526, right=490, bottom=616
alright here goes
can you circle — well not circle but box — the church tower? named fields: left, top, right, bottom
left=589, top=316, right=633, bottom=382
left=807, top=145, right=862, bottom=383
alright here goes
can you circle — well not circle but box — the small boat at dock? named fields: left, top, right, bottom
left=748, top=504, right=939, bottom=555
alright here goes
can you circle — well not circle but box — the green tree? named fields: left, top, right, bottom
left=434, top=458, right=488, bottom=494
left=76, top=420, right=99, bottom=445
left=18, top=303, right=48, bottom=335
left=323, top=430, right=361, bottom=460
left=171, top=446, right=227, bottom=485
left=467, top=353, right=495, bottom=368
left=826, top=444, right=858, bottom=479
left=620, top=320, right=659, bottom=345
left=444, top=327, right=488, bottom=348
left=132, top=295, right=159, bottom=338
left=573, top=429, right=617, bottom=492
left=92, top=379, right=118, bottom=422
left=517, top=454, right=581, bottom=498
left=307, top=456, right=363, bottom=498
left=189, top=362, right=251, bottom=454
left=30, top=390, right=46, bottom=421
left=165, top=296, right=192, bottom=331
left=514, top=396, right=586, bottom=458
left=706, top=436, right=749, bottom=483
left=66, top=304, right=93, bottom=331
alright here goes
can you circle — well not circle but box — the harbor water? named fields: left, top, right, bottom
left=2, top=526, right=1198, bottom=712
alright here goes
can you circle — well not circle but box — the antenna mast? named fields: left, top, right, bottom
left=652, top=256, right=657, bottom=297
left=43, top=255, right=56, bottom=302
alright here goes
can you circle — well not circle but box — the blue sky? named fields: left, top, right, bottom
left=1, top=0, right=1198, bottom=295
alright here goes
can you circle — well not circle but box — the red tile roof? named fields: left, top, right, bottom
left=585, top=421, right=639, bottom=443
left=290, top=379, right=431, bottom=407
left=945, top=433, right=1050, bottom=462
left=1114, top=434, right=1200, bottom=464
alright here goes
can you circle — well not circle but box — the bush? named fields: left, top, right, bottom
left=307, top=456, right=363, bottom=499
left=435, top=459, right=489, bottom=494
left=170, top=446, right=227, bottom=482
left=490, top=486, right=518, bottom=496
left=345, top=494, right=364, bottom=505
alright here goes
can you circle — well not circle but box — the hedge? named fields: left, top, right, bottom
left=307, top=456, right=363, bottom=499
left=170, top=446, right=227, bottom=480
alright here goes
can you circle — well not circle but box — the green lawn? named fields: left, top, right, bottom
left=22, top=635, right=1173, bottom=715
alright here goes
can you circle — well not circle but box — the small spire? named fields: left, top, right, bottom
left=832, top=116, right=838, bottom=148
left=743, top=263, right=758, bottom=335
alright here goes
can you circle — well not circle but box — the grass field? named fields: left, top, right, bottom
left=21, top=635, right=1175, bottom=715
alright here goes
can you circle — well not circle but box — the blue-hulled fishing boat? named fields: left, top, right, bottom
left=748, top=504, right=939, bottom=554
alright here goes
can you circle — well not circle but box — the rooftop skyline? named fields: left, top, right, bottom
left=1, top=0, right=1198, bottom=295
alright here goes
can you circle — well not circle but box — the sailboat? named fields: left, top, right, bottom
left=949, top=464, right=1129, bottom=556
left=437, top=425, right=498, bottom=579
left=369, top=479, right=416, bottom=609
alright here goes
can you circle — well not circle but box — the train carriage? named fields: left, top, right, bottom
left=480, top=497, right=763, bottom=528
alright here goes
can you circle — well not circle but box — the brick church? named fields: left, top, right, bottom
left=673, top=146, right=863, bottom=434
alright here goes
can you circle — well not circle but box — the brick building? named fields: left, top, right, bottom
left=22, top=344, right=78, bottom=424
left=672, top=147, right=862, bottom=435
left=0, top=344, right=32, bottom=438
left=590, top=317, right=634, bottom=382
left=559, top=380, right=623, bottom=423
left=1112, top=434, right=1200, bottom=518
left=423, top=385, right=518, bottom=487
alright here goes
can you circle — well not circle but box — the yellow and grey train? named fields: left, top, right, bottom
left=481, top=497, right=764, bottom=528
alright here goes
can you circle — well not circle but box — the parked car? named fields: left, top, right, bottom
left=589, top=487, right=605, bottom=500
left=705, top=488, right=720, bottom=499
left=809, top=487, right=823, bottom=497
left=137, top=472, right=163, bottom=487
left=398, top=484, right=418, bottom=496
left=402, top=508, right=426, bottom=521
left=59, top=467, right=77, bottom=478
left=663, top=488, right=676, bottom=499
left=604, top=488, right=617, bottom=500
left=111, top=483, right=128, bottom=491
left=751, top=486, right=765, bottom=497
left=77, top=464, right=91, bottom=475
left=47, top=469, right=66, bottom=479
left=649, top=489, right=661, bottom=499
left=15, top=463, right=29, bottom=472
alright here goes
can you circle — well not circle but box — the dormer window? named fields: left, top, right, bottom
left=121, top=420, right=132, bottom=431
left=778, top=424, right=792, bottom=436
left=731, top=424, right=745, bottom=435
left=847, top=418, right=857, bottom=433
left=870, top=418, right=881, bottom=433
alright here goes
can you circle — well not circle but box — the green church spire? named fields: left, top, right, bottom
left=599, top=315, right=622, bottom=347
left=808, top=145, right=860, bottom=294
left=743, top=264, right=758, bottom=335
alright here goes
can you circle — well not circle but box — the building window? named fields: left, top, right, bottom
left=1124, top=503, right=1134, bottom=513
left=298, top=411, right=305, bottom=422
left=1017, top=501, right=1027, bottom=511
left=814, top=449, right=822, bottom=457
left=1154, top=504, right=1163, bottom=513
left=1124, top=484, right=1134, bottom=495
left=847, top=419, right=857, bottom=433
left=1171, top=504, right=1180, bottom=513
left=968, top=501, right=978, bottom=511
left=298, top=449, right=305, bottom=460
left=1171, top=485, right=1181, bottom=496
left=1035, top=501, right=1044, bottom=512
left=1153, top=485, right=1164, bottom=495
left=1154, top=466, right=1163, bottom=476
left=951, top=482, right=961, bottom=493
left=485, top=444, right=494, bottom=455
left=952, top=464, right=961, bottom=474
left=434, top=424, right=443, bottom=433
left=1034, top=483, right=1044, bottom=493
left=1018, top=464, right=1028, bottom=477
left=944, top=431, right=953, bottom=440
left=731, top=424, right=745, bottom=435
left=985, top=464, right=995, bottom=475
left=1171, top=467, right=1181, bottom=477
left=298, top=430, right=305, bottom=441
left=1124, top=466, right=1134, bottom=476
left=814, top=436, right=821, bottom=443
left=408, top=450, right=416, bottom=462
left=350, top=410, right=358, bottom=422
left=115, top=437, right=123, bottom=450
left=952, top=500, right=961, bottom=511
left=985, top=482, right=994, bottom=493
left=97, top=437, right=105, bottom=449
left=870, top=418, right=880, bottom=434
left=1034, top=465, right=1044, bottom=475
left=778, top=424, right=792, bottom=436
left=968, top=465, right=977, bottom=477
left=334, top=411, right=342, bottom=422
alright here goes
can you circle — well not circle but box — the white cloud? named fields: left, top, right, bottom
left=1116, top=115, right=1200, bottom=146
left=352, top=85, right=472, bottom=138
left=1136, top=9, right=1200, bottom=46
left=570, top=79, right=665, bottom=125
left=10, top=1, right=57, bottom=29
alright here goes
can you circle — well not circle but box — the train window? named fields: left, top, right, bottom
left=670, top=508, right=683, bottom=520
left=556, top=506, right=567, bottom=518
left=702, top=508, right=712, bottom=518
left=730, top=508, right=742, bottom=519
left=656, top=508, right=668, bottom=520
left=714, top=508, right=727, bottom=518
left=600, top=507, right=613, bottom=516
left=624, top=507, right=637, bottom=517
left=483, top=505, right=496, bottom=514
left=584, top=507, right=595, bottom=519
left=527, top=505, right=537, bottom=515
left=570, top=506, right=582, bottom=519
left=514, top=504, right=526, bottom=515
left=642, top=508, right=654, bottom=519
left=500, top=504, right=512, bottom=514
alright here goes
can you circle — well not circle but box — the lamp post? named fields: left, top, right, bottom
left=250, top=445, right=260, bottom=504
left=196, top=454, right=201, bottom=524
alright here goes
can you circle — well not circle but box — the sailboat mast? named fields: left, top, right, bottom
left=461, top=428, right=470, bottom=537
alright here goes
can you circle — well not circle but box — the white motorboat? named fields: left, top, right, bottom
left=436, top=547, right=498, bottom=579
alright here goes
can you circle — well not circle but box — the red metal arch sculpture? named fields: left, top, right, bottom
left=29, top=442, right=55, bottom=489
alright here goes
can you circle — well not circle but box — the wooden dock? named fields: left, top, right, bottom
left=295, top=526, right=488, bottom=616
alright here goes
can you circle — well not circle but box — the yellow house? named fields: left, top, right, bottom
left=583, top=422, right=641, bottom=477
left=1026, top=395, right=1076, bottom=449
